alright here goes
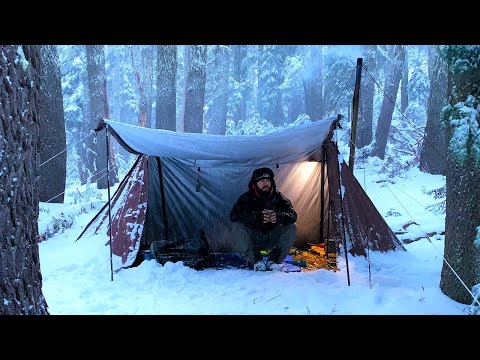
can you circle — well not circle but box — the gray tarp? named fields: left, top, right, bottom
left=106, top=117, right=338, bottom=251
left=105, top=117, right=337, bottom=164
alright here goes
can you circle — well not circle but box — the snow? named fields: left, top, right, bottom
left=475, top=227, right=480, bottom=248
left=38, top=160, right=470, bottom=315
left=15, top=46, right=29, bottom=71
left=448, top=96, right=480, bottom=164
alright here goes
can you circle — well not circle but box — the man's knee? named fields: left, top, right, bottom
left=232, top=222, right=252, bottom=252
left=281, top=223, right=297, bottom=244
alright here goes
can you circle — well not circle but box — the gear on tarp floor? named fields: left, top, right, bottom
left=290, top=245, right=338, bottom=272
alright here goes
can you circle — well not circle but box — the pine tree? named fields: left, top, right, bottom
left=156, top=45, right=177, bottom=130
left=419, top=45, right=447, bottom=175
left=181, top=45, right=207, bottom=133
left=439, top=45, right=480, bottom=305
left=372, top=45, right=405, bottom=159
left=0, top=45, right=49, bottom=314
left=205, top=45, right=231, bottom=135
left=38, top=45, right=67, bottom=203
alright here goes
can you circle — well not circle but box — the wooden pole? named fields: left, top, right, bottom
left=320, top=146, right=326, bottom=244
left=349, top=58, right=363, bottom=170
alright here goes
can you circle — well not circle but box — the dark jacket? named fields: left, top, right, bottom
left=230, top=169, right=297, bottom=231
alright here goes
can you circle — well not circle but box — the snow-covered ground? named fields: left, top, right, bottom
left=38, top=161, right=470, bottom=315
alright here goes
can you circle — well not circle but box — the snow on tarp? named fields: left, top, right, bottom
left=104, top=116, right=337, bottom=165
left=77, top=156, right=148, bottom=269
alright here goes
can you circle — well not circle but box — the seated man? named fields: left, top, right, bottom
left=230, top=167, right=297, bottom=270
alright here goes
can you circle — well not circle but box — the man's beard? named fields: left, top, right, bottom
left=258, top=185, right=271, bottom=196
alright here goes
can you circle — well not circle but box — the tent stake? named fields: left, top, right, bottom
left=105, top=123, right=114, bottom=281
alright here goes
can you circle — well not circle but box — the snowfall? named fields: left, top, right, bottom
left=38, top=156, right=474, bottom=315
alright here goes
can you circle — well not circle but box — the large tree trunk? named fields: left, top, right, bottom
left=401, top=47, right=409, bottom=113
left=131, top=46, right=155, bottom=128
left=86, top=45, right=111, bottom=189
left=440, top=46, right=480, bottom=305
left=0, top=45, right=49, bottom=315
left=356, top=45, right=376, bottom=148
left=419, top=46, right=448, bottom=175
left=372, top=45, right=405, bottom=159
left=181, top=45, right=207, bottom=133
left=38, top=45, right=66, bottom=203
left=156, top=45, right=177, bottom=130
left=206, top=45, right=230, bottom=135
left=232, top=45, right=247, bottom=126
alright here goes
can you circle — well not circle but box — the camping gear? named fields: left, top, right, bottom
left=77, top=115, right=405, bottom=273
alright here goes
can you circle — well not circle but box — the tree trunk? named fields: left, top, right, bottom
left=38, top=45, right=66, bottom=203
left=131, top=46, right=155, bottom=128
left=401, top=47, right=409, bottom=113
left=419, top=46, right=448, bottom=175
left=156, top=45, right=177, bottom=130
left=440, top=46, right=480, bottom=305
left=304, top=46, right=324, bottom=122
left=134, top=69, right=147, bottom=127
left=288, top=99, right=303, bottom=123
left=86, top=45, right=110, bottom=189
left=0, top=45, right=49, bottom=315
left=356, top=45, right=376, bottom=148
left=372, top=45, right=404, bottom=159
left=206, top=45, right=230, bottom=135
left=181, top=45, right=207, bottom=133
left=232, top=45, right=247, bottom=126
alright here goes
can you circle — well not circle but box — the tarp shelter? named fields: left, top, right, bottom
left=78, top=115, right=405, bottom=271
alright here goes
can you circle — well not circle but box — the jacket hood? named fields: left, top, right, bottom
left=248, top=167, right=276, bottom=193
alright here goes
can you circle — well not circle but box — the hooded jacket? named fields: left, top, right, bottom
left=230, top=167, right=297, bottom=231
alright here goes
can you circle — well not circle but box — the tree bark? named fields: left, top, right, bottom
left=419, top=46, right=448, bottom=175
left=401, top=47, right=409, bottom=113
left=38, top=45, right=66, bottom=203
left=206, top=45, right=230, bottom=135
left=181, top=45, right=207, bottom=133
left=131, top=46, right=155, bottom=128
left=440, top=46, right=480, bottom=305
left=372, top=45, right=405, bottom=159
left=356, top=45, right=376, bottom=148
left=156, top=45, right=177, bottom=130
left=86, top=45, right=111, bottom=189
left=0, top=45, right=49, bottom=314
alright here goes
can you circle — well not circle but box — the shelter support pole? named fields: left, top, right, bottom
left=105, top=123, right=114, bottom=282
left=158, top=158, right=170, bottom=241
left=320, top=145, right=326, bottom=244
left=348, top=57, right=363, bottom=170
left=335, top=151, right=351, bottom=286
